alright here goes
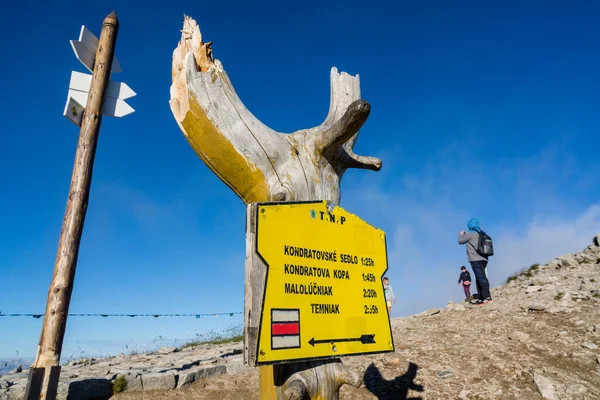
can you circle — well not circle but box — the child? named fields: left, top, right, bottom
left=457, top=266, right=472, bottom=302
left=383, top=277, right=396, bottom=315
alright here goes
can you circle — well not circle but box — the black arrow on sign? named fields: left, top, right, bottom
left=308, top=334, right=376, bottom=347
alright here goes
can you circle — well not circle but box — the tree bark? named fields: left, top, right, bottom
left=170, top=16, right=381, bottom=399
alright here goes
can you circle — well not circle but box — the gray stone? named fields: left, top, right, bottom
left=225, top=362, right=254, bottom=375
left=547, top=260, right=561, bottom=269
left=67, top=378, right=112, bottom=400
left=526, top=286, right=543, bottom=294
left=566, top=384, right=587, bottom=396
left=142, top=371, right=177, bottom=390
left=508, top=331, right=530, bottom=343
left=529, top=302, right=546, bottom=311
left=546, top=305, right=562, bottom=314
left=533, top=373, right=556, bottom=400
left=436, top=370, right=455, bottom=379
left=454, top=304, right=466, bottom=311
left=174, top=357, right=201, bottom=369
left=195, top=364, right=227, bottom=380
left=0, top=383, right=26, bottom=400
left=581, top=342, right=598, bottom=350
left=176, top=370, right=197, bottom=388
left=156, top=346, right=178, bottom=355
left=557, top=254, right=578, bottom=267
left=124, top=374, right=143, bottom=392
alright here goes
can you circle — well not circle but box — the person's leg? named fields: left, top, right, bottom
left=462, top=284, right=469, bottom=300
left=480, top=261, right=491, bottom=300
left=465, top=284, right=471, bottom=299
left=470, top=261, right=484, bottom=301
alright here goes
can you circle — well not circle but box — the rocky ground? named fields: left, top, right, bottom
left=2, top=235, right=599, bottom=399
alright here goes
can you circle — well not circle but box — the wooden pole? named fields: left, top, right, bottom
left=24, top=12, right=119, bottom=400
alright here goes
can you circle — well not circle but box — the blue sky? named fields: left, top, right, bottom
left=1, top=0, right=599, bottom=359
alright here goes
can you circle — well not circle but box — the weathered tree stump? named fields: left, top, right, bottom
left=170, top=16, right=382, bottom=399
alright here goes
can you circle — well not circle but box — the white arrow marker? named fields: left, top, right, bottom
left=64, top=70, right=135, bottom=125
left=69, top=71, right=135, bottom=100
left=70, top=25, right=122, bottom=73
left=66, top=90, right=135, bottom=119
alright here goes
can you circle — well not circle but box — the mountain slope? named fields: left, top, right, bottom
left=3, top=235, right=599, bottom=400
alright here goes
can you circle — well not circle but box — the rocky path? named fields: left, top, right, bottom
left=0, top=342, right=251, bottom=400
left=2, top=235, right=599, bottom=399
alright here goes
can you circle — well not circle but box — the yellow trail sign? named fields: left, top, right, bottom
left=244, top=201, right=394, bottom=366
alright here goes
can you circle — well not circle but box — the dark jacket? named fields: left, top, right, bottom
left=458, top=271, right=472, bottom=284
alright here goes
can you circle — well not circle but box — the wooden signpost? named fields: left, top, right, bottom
left=25, top=12, right=134, bottom=400
left=170, top=16, right=384, bottom=399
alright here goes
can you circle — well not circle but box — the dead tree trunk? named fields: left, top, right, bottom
left=170, top=16, right=381, bottom=399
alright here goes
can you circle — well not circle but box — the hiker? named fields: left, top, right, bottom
left=383, top=277, right=396, bottom=315
left=457, top=266, right=472, bottom=301
left=458, top=218, right=493, bottom=305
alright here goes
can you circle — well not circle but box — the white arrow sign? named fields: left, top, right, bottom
left=63, top=71, right=136, bottom=126
left=69, top=71, right=135, bottom=100
left=67, top=90, right=134, bottom=118
left=70, top=25, right=122, bottom=73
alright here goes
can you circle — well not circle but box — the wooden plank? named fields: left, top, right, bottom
left=244, top=203, right=267, bottom=366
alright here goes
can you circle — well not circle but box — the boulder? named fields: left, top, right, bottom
left=156, top=347, right=178, bottom=355
left=124, top=374, right=143, bottom=392
left=195, top=364, right=227, bottom=380
left=508, top=331, right=530, bottom=342
left=67, top=378, right=112, bottom=400
left=566, top=384, right=587, bottom=396
left=436, top=370, right=455, bottom=379
left=532, top=276, right=558, bottom=286
left=547, top=260, right=561, bottom=269
left=225, top=362, right=254, bottom=375
left=526, top=286, right=543, bottom=294
left=557, top=254, right=578, bottom=268
left=533, top=373, right=556, bottom=400
left=581, top=342, right=598, bottom=350
left=176, top=370, right=197, bottom=388
left=141, top=372, right=177, bottom=390
left=545, top=305, right=562, bottom=314
left=529, top=302, right=547, bottom=311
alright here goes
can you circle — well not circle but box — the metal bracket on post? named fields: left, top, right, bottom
left=24, top=366, right=61, bottom=400
left=24, top=368, right=45, bottom=400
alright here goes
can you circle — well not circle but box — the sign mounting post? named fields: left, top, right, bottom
left=25, top=12, right=121, bottom=400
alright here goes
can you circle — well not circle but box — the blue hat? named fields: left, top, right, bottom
left=467, top=218, right=480, bottom=232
